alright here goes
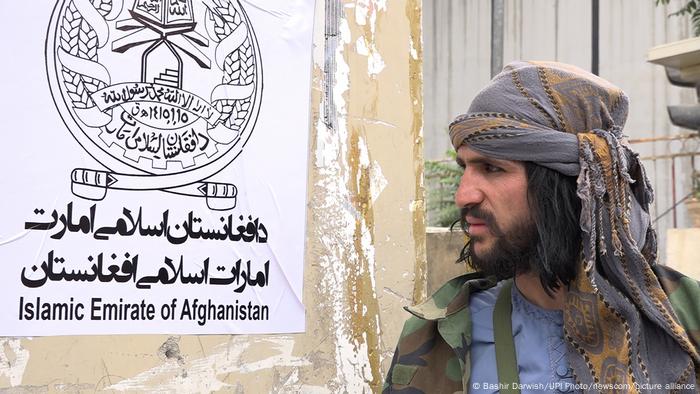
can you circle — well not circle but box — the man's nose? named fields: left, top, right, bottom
left=454, top=170, right=484, bottom=208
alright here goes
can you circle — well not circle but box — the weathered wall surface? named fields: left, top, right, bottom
left=0, top=1, right=423, bottom=392
left=667, top=228, right=700, bottom=279
left=425, top=227, right=468, bottom=295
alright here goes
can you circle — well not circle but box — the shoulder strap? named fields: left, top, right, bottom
left=493, top=279, right=520, bottom=394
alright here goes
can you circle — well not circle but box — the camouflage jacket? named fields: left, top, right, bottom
left=383, top=266, right=700, bottom=394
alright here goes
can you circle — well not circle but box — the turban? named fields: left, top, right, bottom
left=449, top=61, right=700, bottom=391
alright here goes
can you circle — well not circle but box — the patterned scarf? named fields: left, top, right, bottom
left=449, top=61, right=699, bottom=393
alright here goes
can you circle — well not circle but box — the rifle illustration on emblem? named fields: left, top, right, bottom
left=46, top=0, right=263, bottom=210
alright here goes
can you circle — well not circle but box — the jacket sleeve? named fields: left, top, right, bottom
left=382, top=344, right=400, bottom=393
left=383, top=315, right=464, bottom=393
left=653, top=264, right=700, bottom=351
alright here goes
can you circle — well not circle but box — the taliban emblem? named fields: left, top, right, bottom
left=46, top=0, right=263, bottom=210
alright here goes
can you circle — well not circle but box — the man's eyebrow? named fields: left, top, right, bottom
left=456, top=157, right=505, bottom=166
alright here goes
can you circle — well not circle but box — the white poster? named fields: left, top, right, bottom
left=0, top=0, right=314, bottom=335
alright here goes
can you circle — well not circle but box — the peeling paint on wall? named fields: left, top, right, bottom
left=351, top=1, right=386, bottom=76
left=310, top=8, right=380, bottom=389
left=407, top=0, right=426, bottom=304
left=347, top=130, right=382, bottom=391
left=312, top=9, right=367, bottom=391
left=0, top=339, right=29, bottom=387
left=308, top=0, right=402, bottom=390
left=369, top=160, right=388, bottom=203
left=105, top=337, right=311, bottom=392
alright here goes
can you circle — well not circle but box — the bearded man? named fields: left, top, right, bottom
left=384, top=61, right=700, bottom=393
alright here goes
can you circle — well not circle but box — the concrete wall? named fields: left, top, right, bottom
left=423, top=0, right=698, bottom=260
left=667, top=227, right=700, bottom=280
left=0, top=1, right=424, bottom=392
left=425, top=227, right=469, bottom=295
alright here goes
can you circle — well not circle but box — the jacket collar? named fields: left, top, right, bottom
left=404, top=272, right=498, bottom=320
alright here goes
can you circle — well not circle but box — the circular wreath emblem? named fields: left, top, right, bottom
left=46, top=0, right=263, bottom=210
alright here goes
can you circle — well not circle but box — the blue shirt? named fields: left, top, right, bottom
left=468, top=281, right=581, bottom=393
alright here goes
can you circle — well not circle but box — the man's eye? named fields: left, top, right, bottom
left=484, top=163, right=503, bottom=173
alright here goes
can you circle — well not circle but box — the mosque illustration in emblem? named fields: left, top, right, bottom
left=113, top=0, right=210, bottom=89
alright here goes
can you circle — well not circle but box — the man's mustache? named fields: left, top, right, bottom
left=460, top=206, right=504, bottom=237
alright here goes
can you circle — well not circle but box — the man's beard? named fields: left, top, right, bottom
left=460, top=206, right=538, bottom=280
